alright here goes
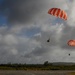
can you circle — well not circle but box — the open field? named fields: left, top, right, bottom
left=0, top=70, right=75, bottom=75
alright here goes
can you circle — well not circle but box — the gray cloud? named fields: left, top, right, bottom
left=0, top=0, right=75, bottom=64
left=0, top=0, right=48, bottom=24
left=0, top=0, right=68, bottom=25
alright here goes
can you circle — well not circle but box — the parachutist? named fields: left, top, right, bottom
left=47, top=38, right=50, bottom=42
left=47, top=40, right=50, bottom=42
left=68, top=53, right=70, bottom=56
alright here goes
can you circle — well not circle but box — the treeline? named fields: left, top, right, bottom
left=0, top=61, right=75, bottom=70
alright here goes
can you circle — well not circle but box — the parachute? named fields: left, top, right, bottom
left=67, top=40, right=75, bottom=46
left=48, top=8, right=67, bottom=20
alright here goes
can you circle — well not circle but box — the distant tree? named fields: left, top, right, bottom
left=44, top=61, right=49, bottom=66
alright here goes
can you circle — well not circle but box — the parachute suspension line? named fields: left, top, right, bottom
left=65, top=0, right=70, bottom=8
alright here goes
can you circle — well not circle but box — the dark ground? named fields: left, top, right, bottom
left=0, top=70, right=74, bottom=75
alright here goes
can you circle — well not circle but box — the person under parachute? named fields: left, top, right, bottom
left=47, top=8, right=67, bottom=43
left=67, top=40, right=75, bottom=56
left=68, top=53, right=70, bottom=56
left=47, top=38, right=50, bottom=42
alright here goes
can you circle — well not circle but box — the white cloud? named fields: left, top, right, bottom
left=67, top=0, right=75, bottom=27
left=11, top=48, right=18, bottom=55
left=4, top=34, right=18, bottom=46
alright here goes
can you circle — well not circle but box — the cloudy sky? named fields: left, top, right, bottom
left=0, top=0, right=75, bottom=64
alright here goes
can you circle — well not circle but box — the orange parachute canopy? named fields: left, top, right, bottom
left=68, top=40, right=75, bottom=46
left=48, top=8, right=67, bottom=20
